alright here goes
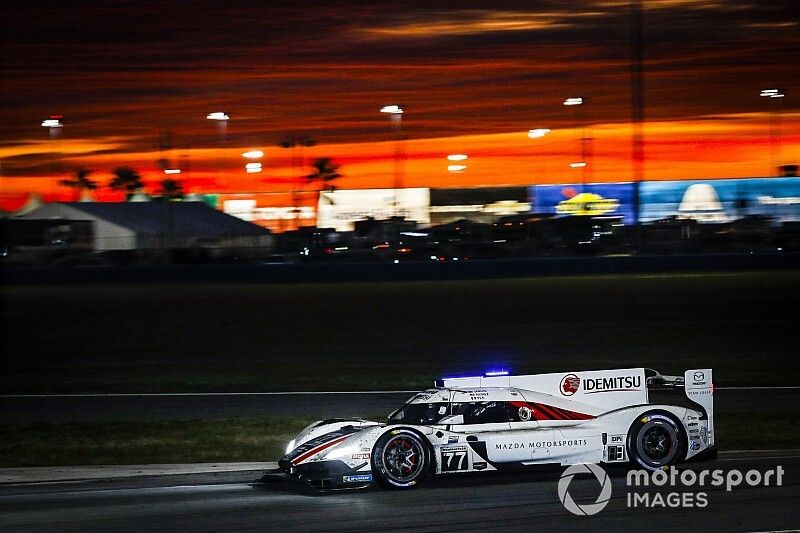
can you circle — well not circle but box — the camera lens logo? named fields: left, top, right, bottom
left=557, top=463, right=612, bottom=516
left=560, top=374, right=580, bottom=396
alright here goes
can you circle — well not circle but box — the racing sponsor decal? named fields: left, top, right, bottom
left=561, top=373, right=642, bottom=395
left=496, top=442, right=528, bottom=450
left=686, top=369, right=712, bottom=393
left=532, top=439, right=588, bottom=448
left=560, top=374, right=580, bottom=396
left=496, top=439, right=588, bottom=450
left=351, top=453, right=370, bottom=460
left=583, top=375, right=642, bottom=394
left=468, top=390, right=489, bottom=401
left=473, top=461, right=488, bottom=471
left=342, top=474, right=373, bottom=483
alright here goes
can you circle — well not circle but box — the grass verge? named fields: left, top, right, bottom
left=0, top=417, right=316, bottom=468
left=0, top=412, right=795, bottom=468
left=3, top=272, right=800, bottom=393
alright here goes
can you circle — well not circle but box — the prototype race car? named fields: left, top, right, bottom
left=278, top=367, right=715, bottom=489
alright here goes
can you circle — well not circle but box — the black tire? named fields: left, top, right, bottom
left=371, top=429, right=429, bottom=489
left=627, top=411, right=686, bottom=470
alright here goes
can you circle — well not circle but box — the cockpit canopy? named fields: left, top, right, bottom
left=388, top=387, right=542, bottom=425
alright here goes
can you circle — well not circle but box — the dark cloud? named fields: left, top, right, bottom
left=1, top=0, right=797, bottom=156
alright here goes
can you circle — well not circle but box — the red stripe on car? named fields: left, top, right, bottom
left=510, top=401, right=594, bottom=421
left=292, top=435, right=351, bottom=465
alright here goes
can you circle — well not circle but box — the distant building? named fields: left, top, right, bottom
left=19, top=201, right=273, bottom=253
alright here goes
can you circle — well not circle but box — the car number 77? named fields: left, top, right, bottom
left=441, top=450, right=468, bottom=471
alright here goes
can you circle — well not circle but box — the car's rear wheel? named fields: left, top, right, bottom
left=371, top=429, right=429, bottom=489
left=627, top=412, right=685, bottom=470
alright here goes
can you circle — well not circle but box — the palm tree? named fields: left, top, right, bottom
left=305, top=157, right=341, bottom=192
left=158, top=178, right=185, bottom=200
left=109, top=167, right=144, bottom=199
left=59, top=169, right=97, bottom=201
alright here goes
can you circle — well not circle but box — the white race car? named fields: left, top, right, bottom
left=278, top=367, right=715, bottom=489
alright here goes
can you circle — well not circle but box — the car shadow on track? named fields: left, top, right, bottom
left=249, top=463, right=634, bottom=496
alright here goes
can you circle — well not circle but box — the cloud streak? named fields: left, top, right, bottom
left=1, top=0, right=797, bottom=197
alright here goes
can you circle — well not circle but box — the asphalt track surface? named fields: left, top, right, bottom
left=1, top=451, right=798, bottom=532
left=1, top=388, right=798, bottom=422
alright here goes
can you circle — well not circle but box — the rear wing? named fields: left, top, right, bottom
left=683, top=368, right=714, bottom=447
left=646, top=368, right=714, bottom=447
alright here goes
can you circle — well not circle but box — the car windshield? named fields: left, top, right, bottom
left=388, top=402, right=451, bottom=425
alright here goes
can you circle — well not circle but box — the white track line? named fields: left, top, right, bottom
left=1, top=391, right=420, bottom=398
left=717, top=386, right=800, bottom=390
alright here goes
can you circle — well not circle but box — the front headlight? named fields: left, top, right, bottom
left=285, top=439, right=296, bottom=454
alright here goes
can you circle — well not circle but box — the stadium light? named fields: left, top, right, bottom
left=528, top=128, right=551, bottom=138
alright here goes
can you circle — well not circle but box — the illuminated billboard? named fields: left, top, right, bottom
left=316, top=188, right=430, bottom=231
left=639, top=178, right=800, bottom=224
left=531, top=183, right=635, bottom=224
left=429, top=187, right=530, bottom=225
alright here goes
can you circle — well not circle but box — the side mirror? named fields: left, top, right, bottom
left=439, top=414, right=464, bottom=425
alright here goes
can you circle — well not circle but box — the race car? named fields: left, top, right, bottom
left=278, top=367, right=715, bottom=489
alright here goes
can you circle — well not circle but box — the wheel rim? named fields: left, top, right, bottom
left=380, top=435, right=424, bottom=483
left=637, top=421, right=678, bottom=465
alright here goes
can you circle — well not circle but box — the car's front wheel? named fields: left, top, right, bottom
left=371, top=429, right=429, bottom=489
left=627, top=412, right=685, bottom=470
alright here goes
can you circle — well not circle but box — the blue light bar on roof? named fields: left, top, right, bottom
left=439, top=375, right=481, bottom=381
left=485, top=370, right=509, bottom=377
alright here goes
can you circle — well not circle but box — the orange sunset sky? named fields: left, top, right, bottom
left=1, top=1, right=798, bottom=204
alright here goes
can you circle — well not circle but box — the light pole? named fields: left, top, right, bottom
left=631, top=0, right=645, bottom=227
left=528, top=128, right=551, bottom=180
left=380, top=104, right=404, bottom=218
left=281, top=136, right=315, bottom=231
left=206, top=112, right=230, bottom=192
left=41, top=116, right=63, bottom=139
left=42, top=116, right=65, bottom=186
left=564, top=98, right=589, bottom=190
left=760, top=88, right=785, bottom=176
left=206, top=111, right=229, bottom=136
